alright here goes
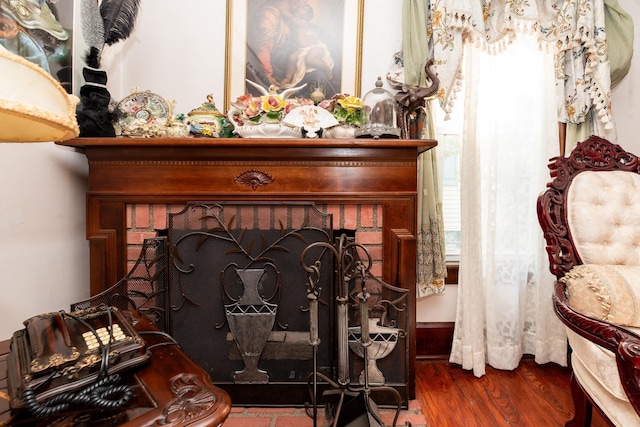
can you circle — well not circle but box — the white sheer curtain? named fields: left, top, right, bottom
left=449, top=34, right=569, bottom=377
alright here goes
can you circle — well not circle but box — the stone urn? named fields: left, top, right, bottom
left=347, top=317, right=399, bottom=385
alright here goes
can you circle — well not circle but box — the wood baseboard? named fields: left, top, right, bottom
left=416, top=322, right=454, bottom=360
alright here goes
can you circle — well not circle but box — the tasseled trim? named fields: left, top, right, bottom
left=436, top=16, right=547, bottom=119
left=438, top=68, right=463, bottom=120
left=561, top=265, right=614, bottom=321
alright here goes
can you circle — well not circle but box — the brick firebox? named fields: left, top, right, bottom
left=126, top=203, right=384, bottom=278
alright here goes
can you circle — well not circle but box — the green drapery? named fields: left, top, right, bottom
left=402, top=0, right=447, bottom=297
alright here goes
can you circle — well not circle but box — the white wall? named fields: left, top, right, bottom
left=610, top=1, right=640, bottom=153
left=0, top=144, right=89, bottom=339
left=1, top=1, right=637, bottom=337
left=104, top=0, right=226, bottom=114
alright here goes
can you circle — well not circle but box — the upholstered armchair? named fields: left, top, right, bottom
left=538, top=136, right=640, bottom=426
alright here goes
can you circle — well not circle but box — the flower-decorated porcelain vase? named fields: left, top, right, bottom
left=227, top=80, right=311, bottom=138
left=318, top=94, right=363, bottom=138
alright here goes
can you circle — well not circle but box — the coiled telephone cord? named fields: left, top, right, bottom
left=22, top=373, right=132, bottom=418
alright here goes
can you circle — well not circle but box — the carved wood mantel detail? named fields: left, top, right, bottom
left=57, top=136, right=436, bottom=400
left=235, top=169, right=274, bottom=190
left=159, top=374, right=219, bottom=426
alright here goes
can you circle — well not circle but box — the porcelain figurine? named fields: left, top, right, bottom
left=186, top=95, right=234, bottom=138
left=282, top=105, right=338, bottom=138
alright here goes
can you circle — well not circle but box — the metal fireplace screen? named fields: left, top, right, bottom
left=70, top=237, right=168, bottom=330
left=166, top=202, right=334, bottom=398
left=73, top=201, right=411, bottom=408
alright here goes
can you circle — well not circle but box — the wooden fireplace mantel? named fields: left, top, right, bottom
left=59, top=136, right=435, bottom=291
left=57, top=136, right=436, bottom=399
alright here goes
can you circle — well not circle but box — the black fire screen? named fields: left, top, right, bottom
left=166, top=202, right=334, bottom=405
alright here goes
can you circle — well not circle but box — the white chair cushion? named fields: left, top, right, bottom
left=568, top=170, right=640, bottom=266
left=568, top=328, right=640, bottom=426
left=561, top=264, right=640, bottom=326
left=567, top=328, right=630, bottom=401
left=553, top=150, right=640, bottom=425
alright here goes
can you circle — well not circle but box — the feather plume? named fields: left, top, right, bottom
left=100, top=0, right=141, bottom=47
left=84, top=46, right=101, bottom=68
left=81, top=0, right=105, bottom=49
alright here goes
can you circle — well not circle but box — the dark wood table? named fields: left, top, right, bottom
left=0, top=312, right=231, bottom=426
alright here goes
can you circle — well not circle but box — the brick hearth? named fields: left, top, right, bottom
left=224, top=400, right=427, bottom=427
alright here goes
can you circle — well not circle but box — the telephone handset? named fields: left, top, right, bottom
left=6, top=306, right=151, bottom=416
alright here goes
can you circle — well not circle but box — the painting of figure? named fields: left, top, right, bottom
left=245, top=0, right=344, bottom=99
left=0, top=0, right=73, bottom=93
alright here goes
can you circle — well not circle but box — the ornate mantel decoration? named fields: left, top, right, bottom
left=235, top=169, right=274, bottom=190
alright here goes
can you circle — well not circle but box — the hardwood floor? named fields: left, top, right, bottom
left=416, top=359, right=610, bottom=427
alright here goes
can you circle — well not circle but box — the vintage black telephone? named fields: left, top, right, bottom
left=6, top=305, right=151, bottom=417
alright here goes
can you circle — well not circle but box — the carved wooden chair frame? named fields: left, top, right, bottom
left=538, top=135, right=640, bottom=426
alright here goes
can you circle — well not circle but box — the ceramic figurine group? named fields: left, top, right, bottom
left=113, top=78, right=397, bottom=139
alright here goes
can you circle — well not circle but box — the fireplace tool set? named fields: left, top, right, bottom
left=301, top=234, right=411, bottom=427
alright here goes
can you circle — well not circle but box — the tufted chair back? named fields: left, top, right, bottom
left=568, top=170, right=640, bottom=267
left=539, top=135, right=640, bottom=278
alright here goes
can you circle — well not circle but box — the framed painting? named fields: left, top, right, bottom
left=225, top=0, right=363, bottom=108
left=0, top=0, right=74, bottom=94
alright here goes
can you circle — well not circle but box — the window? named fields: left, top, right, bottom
left=433, top=96, right=464, bottom=262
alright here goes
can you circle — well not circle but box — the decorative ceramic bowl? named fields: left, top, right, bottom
left=230, top=120, right=302, bottom=138
left=227, top=107, right=303, bottom=138
left=227, top=79, right=314, bottom=138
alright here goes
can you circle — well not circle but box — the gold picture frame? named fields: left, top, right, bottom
left=224, top=0, right=363, bottom=109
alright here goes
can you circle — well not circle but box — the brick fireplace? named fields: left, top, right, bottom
left=57, top=136, right=436, bottom=405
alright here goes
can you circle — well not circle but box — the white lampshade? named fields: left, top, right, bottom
left=0, top=45, right=79, bottom=142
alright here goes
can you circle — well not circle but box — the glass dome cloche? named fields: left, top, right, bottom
left=355, top=76, right=400, bottom=139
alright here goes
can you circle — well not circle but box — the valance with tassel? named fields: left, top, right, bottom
left=429, top=0, right=630, bottom=140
